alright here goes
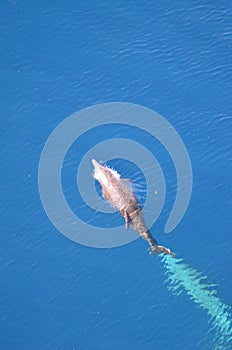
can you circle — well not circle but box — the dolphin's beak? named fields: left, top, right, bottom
left=92, top=159, right=100, bottom=170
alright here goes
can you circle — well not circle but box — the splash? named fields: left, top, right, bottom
left=162, top=255, right=232, bottom=349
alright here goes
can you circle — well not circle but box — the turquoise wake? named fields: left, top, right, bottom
left=161, top=255, right=232, bottom=349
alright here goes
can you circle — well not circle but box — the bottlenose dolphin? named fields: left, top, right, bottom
left=92, top=159, right=174, bottom=257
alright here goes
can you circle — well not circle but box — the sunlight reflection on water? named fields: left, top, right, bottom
left=162, top=255, right=232, bottom=349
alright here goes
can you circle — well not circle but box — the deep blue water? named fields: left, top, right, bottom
left=1, top=1, right=232, bottom=349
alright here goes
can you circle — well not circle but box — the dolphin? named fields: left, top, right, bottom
left=92, top=159, right=174, bottom=257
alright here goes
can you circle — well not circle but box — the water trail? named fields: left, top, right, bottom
left=161, top=255, right=232, bottom=349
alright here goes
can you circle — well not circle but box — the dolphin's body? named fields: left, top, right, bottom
left=92, top=159, right=174, bottom=257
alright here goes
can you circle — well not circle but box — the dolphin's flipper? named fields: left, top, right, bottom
left=124, top=211, right=130, bottom=230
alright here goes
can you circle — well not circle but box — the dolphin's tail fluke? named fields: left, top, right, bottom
left=152, top=244, right=175, bottom=257
left=140, top=231, right=175, bottom=257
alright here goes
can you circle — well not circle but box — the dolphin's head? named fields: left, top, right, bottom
left=92, top=159, right=104, bottom=181
left=92, top=159, right=100, bottom=171
left=92, top=159, right=112, bottom=186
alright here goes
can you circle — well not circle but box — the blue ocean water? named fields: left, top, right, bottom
left=1, top=1, right=232, bottom=349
